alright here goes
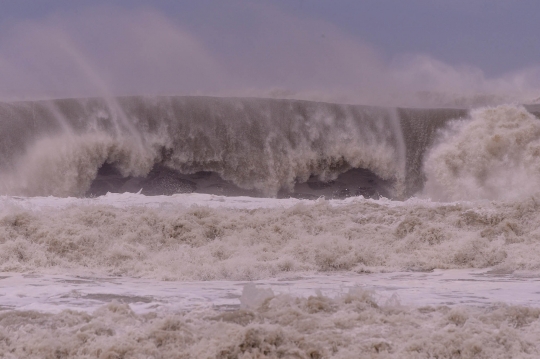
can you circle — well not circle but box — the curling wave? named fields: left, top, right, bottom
left=0, top=96, right=470, bottom=199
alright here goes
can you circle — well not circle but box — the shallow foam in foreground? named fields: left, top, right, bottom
left=0, top=288, right=538, bottom=358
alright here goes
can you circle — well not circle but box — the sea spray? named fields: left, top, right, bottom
left=424, top=105, right=540, bottom=201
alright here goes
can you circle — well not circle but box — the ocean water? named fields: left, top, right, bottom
left=1, top=96, right=540, bottom=357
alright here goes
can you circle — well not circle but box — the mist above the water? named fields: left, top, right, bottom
left=0, top=7, right=224, bottom=100
left=0, top=3, right=539, bottom=107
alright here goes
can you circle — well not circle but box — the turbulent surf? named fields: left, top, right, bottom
left=2, top=97, right=540, bottom=357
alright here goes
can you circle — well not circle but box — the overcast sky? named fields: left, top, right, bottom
left=1, top=1, right=539, bottom=106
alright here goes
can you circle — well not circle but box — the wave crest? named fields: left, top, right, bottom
left=424, top=105, right=540, bottom=201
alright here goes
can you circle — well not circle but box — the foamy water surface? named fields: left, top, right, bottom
left=2, top=192, right=539, bottom=312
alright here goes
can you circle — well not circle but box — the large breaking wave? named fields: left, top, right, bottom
left=0, top=96, right=539, bottom=201
left=0, top=96, right=470, bottom=199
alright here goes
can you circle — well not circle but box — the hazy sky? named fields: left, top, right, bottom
left=1, top=0, right=539, bottom=105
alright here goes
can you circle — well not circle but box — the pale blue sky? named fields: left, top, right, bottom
left=0, top=1, right=538, bottom=104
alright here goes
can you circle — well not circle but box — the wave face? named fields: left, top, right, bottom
left=0, top=96, right=469, bottom=199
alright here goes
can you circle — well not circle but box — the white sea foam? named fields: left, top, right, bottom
left=0, top=287, right=538, bottom=358
left=1, top=192, right=540, bottom=280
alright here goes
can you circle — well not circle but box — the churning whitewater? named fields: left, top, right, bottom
left=2, top=97, right=540, bottom=357
left=2, top=192, right=540, bottom=280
